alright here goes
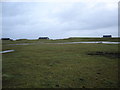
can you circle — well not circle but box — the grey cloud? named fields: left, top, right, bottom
left=55, top=2, right=117, bottom=30
left=2, top=2, right=118, bottom=39
left=2, top=2, right=24, bottom=17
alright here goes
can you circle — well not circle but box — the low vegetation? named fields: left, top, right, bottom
left=2, top=38, right=119, bottom=88
left=2, top=37, right=120, bottom=45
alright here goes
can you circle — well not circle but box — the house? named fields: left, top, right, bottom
left=38, top=37, right=49, bottom=39
left=1, top=38, right=13, bottom=40
left=103, top=35, right=112, bottom=38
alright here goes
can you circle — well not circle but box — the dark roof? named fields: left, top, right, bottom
left=38, top=37, right=49, bottom=39
left=1, top=38, right=12, bottom=40
left=103, top=35, right=112, bottom=37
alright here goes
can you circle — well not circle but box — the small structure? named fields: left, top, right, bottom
left=38, top=37, right=49, bottom=39
left=103, top=35, right=112, bottom=38
left=1, top=38, right=13, bottom=40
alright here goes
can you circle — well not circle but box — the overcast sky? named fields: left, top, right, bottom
left=2, top=0, right=119, bottom=39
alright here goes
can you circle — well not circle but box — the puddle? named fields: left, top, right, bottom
left=8, top=43, right=32, bottom=45
left=6, top=41, right=120, bottom=46
left=47, top=41, right=120, bottom=44
left=0, top=50, right=15, bottom=54
left=98, top=41, right=120, bottom=44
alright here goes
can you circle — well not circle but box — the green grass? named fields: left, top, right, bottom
left=2, top=39, right=119, bottom=88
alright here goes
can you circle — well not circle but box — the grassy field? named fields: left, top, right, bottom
left=2, top=38, right=119, bottom=88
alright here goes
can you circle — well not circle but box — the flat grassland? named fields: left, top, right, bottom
left=2, top=38, right=119, bottom=88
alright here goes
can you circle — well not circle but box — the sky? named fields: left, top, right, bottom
left=1, top=0, right=119, bottom=39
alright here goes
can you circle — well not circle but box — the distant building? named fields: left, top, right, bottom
left=103, top=35, right=112, bottom=38
left=1, top=38, right=13, bottom=40
left=38, top=37, right=49, bottom=39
